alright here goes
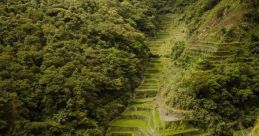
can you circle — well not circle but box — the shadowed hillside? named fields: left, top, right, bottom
left=0, top=0, right=171, bottom=135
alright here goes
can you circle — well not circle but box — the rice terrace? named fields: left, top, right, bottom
left=0, top=0, right=258, bottom=136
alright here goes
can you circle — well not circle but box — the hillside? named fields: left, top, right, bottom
left=0, top=0, right=258, bottom=136
left=0, top=0, right=170, bottom=135
left=106, top=0, right=259, bottom=135
left=164, top=0, right=259, bottom=135
left=106, top=12, right=202, bottom=136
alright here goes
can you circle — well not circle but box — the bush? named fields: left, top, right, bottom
left=171, top=41, right=185, bottom=60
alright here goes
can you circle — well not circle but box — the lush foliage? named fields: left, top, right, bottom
left=172, top=65, right=259, bottom=135
left=0, top=0, right=168, bottom=135
left=167, top=0, right=259, bottom=135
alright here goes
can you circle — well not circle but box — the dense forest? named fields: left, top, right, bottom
left=0, top=0, right=258, bottom=136
left=0, top=0, right=172, bottom=135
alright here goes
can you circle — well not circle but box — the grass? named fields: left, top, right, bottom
left=107, top=131, right=141, bottom=136
left=139, top=85, right=159, bottom=89
left=138, top=85, right=159, bottom=89
left=143, top=79, right=160, bottom=83
left=129, top=103, right=154, bottom=110
left=109, top=118, right=155, bottom=136
left=122, top=110, right=157, bottom=131
left=140, top=82, right=159, bottom=86
left=233, top=128, right=252, bottom=136
left=134, top=92, right=157, bottom=99
left=143, top=73, right=161, bottom=77
left=132, top=98, right=156, bottom=104
left=159, top=128, right=199, bottom=135
left=199, top=133, right=210, bottom=136
left=110, top=119, right=147, bottom=128
left=154, top=109, right=164, bottom=129
left=135, top=89, right=157, bottom=92
left=123, top=111, right=151, bottom=116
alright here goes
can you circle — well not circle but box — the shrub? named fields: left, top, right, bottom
left=171, top=41, right=185, bottom=60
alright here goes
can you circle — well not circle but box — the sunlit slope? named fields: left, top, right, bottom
left=106, top=12, right=202, bottom=136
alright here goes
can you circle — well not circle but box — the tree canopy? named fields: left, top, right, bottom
left=0, top=0, right=170, bottom=135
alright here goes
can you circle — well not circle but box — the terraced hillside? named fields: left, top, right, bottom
left=162, top=0, right=259, bottom=135
left=106, top=0, right=259, bottom=135
left=174, top=41, right=258, bottom=65
left=165, top=39, right=259, bottom=135
left=106, top=12, right=202, bottom=136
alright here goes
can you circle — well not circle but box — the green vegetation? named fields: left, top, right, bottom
left=154, top=109, right=164, bottom=128
left=1, top=0, right=258, bottom=136
left=107, top=7, right=202, bottom=136
left=107, top=131, right=141, bottom=136
left=165, top=0, right=259, bottom=135
left=0, top=0, right=170, bottom=135
left=234, top=128, right=252, bottom=136
left=158, top=129, right=199, bottom=136
left=110, top=119, right=147, bottom=128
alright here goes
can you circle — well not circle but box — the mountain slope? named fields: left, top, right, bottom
left=0, top=0, right=170, bottom=135
left=106, top=11, right=202, bottom=136
left=163, top=0, right=259, bottom=135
